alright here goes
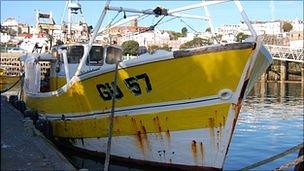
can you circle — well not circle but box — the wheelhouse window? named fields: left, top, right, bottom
left=106, top=46, right=122, bottom=64
left=51, top=48, right=59, bottom=58
left=86, top=46, right=104, bottom=66
left=67, top=45, right=84, bottom=64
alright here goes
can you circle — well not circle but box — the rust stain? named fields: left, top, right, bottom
left=158, top=126, right=162, bottom=132
left=191, top=140, right=198, bottom=164
left=154, top=116, right=162, bottom=132
left=199, top=142, right=204, bottom=162
left=165, top=129, right=171, bottom=139
left=208, top=118, right=215, bottom=138
left=142, top=125, right=147, bottom=134
left=131, top=117, right=138, bottom=130
left=136, top=130, right=144, bottom=150
left=165, top=129, right=171, bottom=148
left=153, top=116, right=163, bottom=140
left=191, top=140, right=197, bottom=154
left=139, top=120, right=147, bottom=134
left=139, top=120, right=148, bottom=142
left=223, top=116, right=226, bottom=125
left=208, top=118, right=215, bottom=128
left=132, top=118, right=147, bottom=156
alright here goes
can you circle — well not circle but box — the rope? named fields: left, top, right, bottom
left=274, top=155, right=304, bottom=171
left=179, top=18, right=199, bottom=33
left=239, top=143, right=304, bottom=171
left=158, top=16, right=179, bottom=26
left=105, top=11, right=122, bottom=30
left=103, top=60, right=121, bottom=171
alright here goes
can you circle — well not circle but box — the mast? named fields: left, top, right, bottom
left=67, top=0, right=82, bottom=41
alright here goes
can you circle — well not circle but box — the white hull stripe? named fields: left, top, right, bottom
left=45, top=95, right=227, bottom=119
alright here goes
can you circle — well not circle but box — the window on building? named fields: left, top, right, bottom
left=87, top=46, right=104, bottom=66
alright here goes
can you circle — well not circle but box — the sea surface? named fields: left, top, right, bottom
left=58, top=82, right=303, bottom=171
left=224, top=82, right=303, bottom=170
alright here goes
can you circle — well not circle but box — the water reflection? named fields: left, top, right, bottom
left=252, top=82, right=303, bottom=99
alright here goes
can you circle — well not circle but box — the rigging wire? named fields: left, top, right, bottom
left=106, top=11, right=122, bottom=29
left=179, top=18, right=199, bottom=33
left=157, top=16, right=180, bottom=26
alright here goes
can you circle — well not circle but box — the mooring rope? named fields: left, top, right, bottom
left=239, top=143, right=304, bottom=171
left=103, top=60, right=121, bottom=171
left=274, top=155, right=304, bottom=171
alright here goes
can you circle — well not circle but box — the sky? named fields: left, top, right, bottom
left=1, top=0, right=303, bottom=32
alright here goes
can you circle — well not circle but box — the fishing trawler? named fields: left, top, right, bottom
left=22, top=1, right=272, bottom=170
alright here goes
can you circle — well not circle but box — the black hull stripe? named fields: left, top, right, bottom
left=47, top=97, right=220, bottom=119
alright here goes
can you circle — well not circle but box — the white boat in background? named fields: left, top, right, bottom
left=21, top=1, right=272, bottom=170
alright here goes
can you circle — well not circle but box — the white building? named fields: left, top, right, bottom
left=291, top=19, right=304, bottom=32
left=2, top=17, right=19, bottom=32
left=0, top=33, right=11, bottom=43
left=119, top=30, right=171, bottom=47
left=221, top=33, right=235, bottom=43
left=289, top=31, right=303, bottom=50
left=168, top=32, right=196, bottom=50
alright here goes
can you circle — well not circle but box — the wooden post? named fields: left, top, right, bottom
left=280, top=61, right=288, bottom=82
left=260, top=82, right=266, bottom=98
left=280, top=82, right=286, bottom=99
left=260, top=73, right=267, bottom=83
left=301, top=65, right=304, bottom=97
left=301, top=64, right=304, bottom=84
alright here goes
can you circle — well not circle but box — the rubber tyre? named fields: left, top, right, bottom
left=9, top=95, right=18, bottom=104
left=14, top=100, right=26, bottom=113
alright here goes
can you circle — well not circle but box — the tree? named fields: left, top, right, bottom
left=205, top=27, right=211, bottom=32
left=159, top=44, right=171, bottom=51
left=235, top=32, right=249, bottom=43
left=148, top=45, right=159, bottom=53
left=282, top=22, right=293, bottom=32
left=181, top=27, right=188, bottom=37
left=18, top=27, right=22, bottom=34
left=121, top=40, right=139, bottom=56
left=148, top=44, right=172, bottom=53
left=213, top=34, right=222, bottom=42
left=169, top=31, right=183, bottom=40
left=7, top=28, right=17, bottom=36
left=179, top=37, right=212, bottom=49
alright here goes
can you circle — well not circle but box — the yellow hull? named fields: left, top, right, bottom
left=26, top=48, right=251, bottom=114
left=24, top=43, right=265, bottom=169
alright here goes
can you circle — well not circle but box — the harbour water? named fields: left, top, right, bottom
left=58, top=82, right=303, bottom=170
left=224, top=82, right=303, bottom=170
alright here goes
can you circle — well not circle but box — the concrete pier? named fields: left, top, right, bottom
left=1, top=95, right=76, bottom=170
